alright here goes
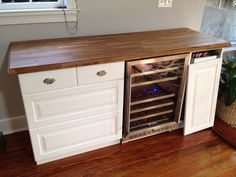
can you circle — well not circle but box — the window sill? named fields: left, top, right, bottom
left=0, top=8, right=79, bottom=25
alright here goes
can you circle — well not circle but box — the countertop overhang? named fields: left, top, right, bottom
left=7, top=28, right=231, bottom=75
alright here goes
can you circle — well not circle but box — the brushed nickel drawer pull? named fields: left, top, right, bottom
left=43, top=78, right=56, bottom=84
left=97, top=70, right=107, bottom=77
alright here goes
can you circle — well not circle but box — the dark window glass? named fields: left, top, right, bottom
left=2, top=0, right=29, bottom=3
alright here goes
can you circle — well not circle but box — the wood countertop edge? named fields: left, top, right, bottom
left=7, top=28, right=231, bottom=75
left=8, top=42, right=230, bottom=75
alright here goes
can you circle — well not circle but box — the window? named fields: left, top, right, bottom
left=0, top=0, right=65, bottom=10
left=0, top=0, right=78, bottom=25
left=0, top=0, right=79, bottom=26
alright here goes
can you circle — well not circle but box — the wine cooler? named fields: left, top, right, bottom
left=123, top=54, right=190, bottom=142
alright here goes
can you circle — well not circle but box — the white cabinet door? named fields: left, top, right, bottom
left=23, top=80, right=124, bottom=128
left=30, top=111, right=122, bottom=164
left=184, top=58, right=222, bottom=135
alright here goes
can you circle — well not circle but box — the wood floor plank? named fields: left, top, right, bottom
left=0, top=129, right=236, bottom=177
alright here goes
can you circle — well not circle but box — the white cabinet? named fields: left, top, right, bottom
left=30, top=111, right=122, bottom=164
left=184, top=58, right=222, bottom=135
left=18, top=62, right=124, bottom=164
left=22, top=80, right=124, bottom=128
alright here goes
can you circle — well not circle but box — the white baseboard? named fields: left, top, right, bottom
left=0, top=115, right=28, bottom=135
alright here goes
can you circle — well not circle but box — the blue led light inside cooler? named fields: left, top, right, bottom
left=153, top=88, right=160, bottom=92
left=143, top=89, right=148, bottom=93
left=143, top=88, right=160, bottom=94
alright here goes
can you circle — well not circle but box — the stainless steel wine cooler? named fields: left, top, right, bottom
left=123, top=54, right=190, bottom=142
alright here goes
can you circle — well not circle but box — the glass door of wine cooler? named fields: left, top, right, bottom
left=123, top=54, right=190, bottom=141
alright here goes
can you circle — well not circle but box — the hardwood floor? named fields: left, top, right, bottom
left=1, top=129, right=236, bottom=177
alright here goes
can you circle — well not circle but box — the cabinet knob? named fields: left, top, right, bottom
left=97, top=70, right=107, bottom=77
left=43, top=78, right=56, bottom=84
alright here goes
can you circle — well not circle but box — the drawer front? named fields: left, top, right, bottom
left=29, top=111, right=122, bottom=162
left=23, top=80, right=124, bottom=128
left=77, top=62, right=124, bottom=85
left=18, top=68, right=77, bottom=94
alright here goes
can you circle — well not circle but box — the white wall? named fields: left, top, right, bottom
left=0, top=0, right=206, bottom=134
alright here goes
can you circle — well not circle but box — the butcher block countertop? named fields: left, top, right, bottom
left=8, top=28, right=230, bottom=75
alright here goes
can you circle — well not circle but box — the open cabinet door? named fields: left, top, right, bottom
left=184, top=58, right=222, bottom=135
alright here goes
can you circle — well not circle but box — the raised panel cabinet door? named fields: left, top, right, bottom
left=29, top=111, right=123, bottom=164
left=23, top=80, right=124, bottom=128
left=184, top=58, right=222, bottom=135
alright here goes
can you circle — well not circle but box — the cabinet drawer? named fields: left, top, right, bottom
left=29, top=111, right=122, bottom=163
left=77, top=62, right=124, bottom=85
left=18, top=68, right=77, bottom=94
left=23, top=80, right=124, bottom=128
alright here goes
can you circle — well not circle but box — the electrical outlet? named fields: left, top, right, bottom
left=157, top=0, right=173, bottom=8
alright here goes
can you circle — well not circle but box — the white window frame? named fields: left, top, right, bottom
left=0, top=0, right=64, bottom=10
left=0, top=0, right=79, bottom=25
